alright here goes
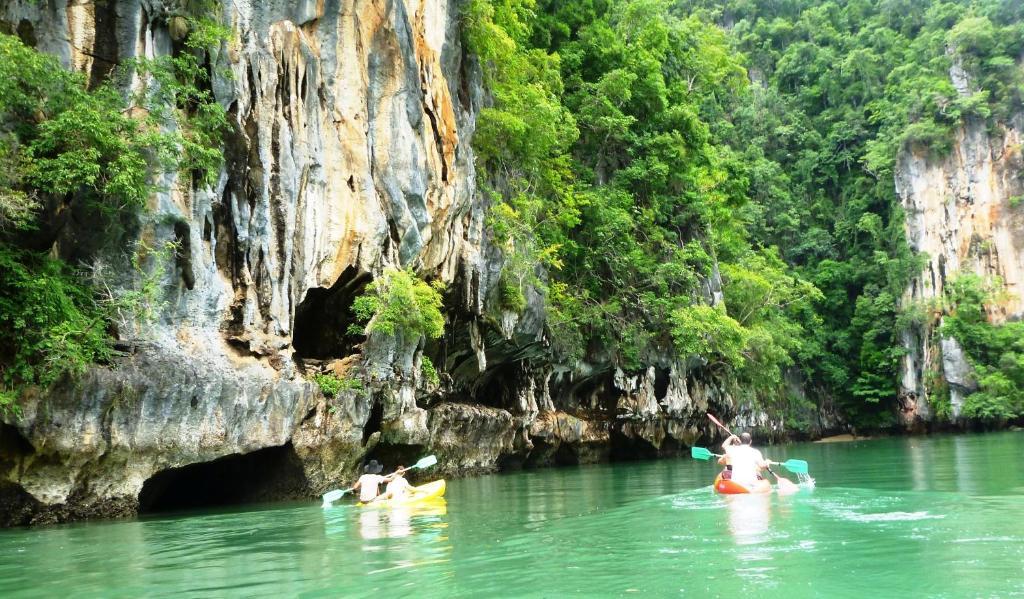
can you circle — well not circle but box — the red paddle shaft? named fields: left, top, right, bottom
left=707, top=413, right=733, bottom=436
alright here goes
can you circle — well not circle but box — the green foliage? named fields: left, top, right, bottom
left=467, top=0, right=820, bottom=399
left=670, top=0, right=1023, bottom=426
left=0, top=248, right=112, bottom=416
left=0, top=24, right=227, bottom=414
left=720, top=249, right=823, bottom=393
left=128, top=18, right=231, bottom=186
left=670, top=304, right=748, bottom=369
left=312, top=373, right=363, bottom=398
left=1, top=34, right=158, bottom=212
left=941, top=274, right=1024, bottom=421
left=467, top=0, right=1021, bottom=426
left=105, top=240, right=179, bottom=327
left=420, top=356, right=440, bottom=387
left=350, top=268, right=446, bottom=340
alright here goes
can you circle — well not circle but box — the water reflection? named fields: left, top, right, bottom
left=724, top=494, right=772, bottom=545
left=4, top=433, right=1024, bottom=598
left=348, top=500, right=448, bottom=541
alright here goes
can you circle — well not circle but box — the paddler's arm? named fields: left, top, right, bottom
left=383, top=467, right=411, bottom=481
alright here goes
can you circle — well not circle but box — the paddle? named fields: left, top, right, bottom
left=773, top=459, right=809, bottom=475
left=691, top=446, right=719, bottom=460
left=321, top=487, right=354, bottom=507
left=322, top=455, right=439, bottom=507
left=402, top=454, right=439, bottom=472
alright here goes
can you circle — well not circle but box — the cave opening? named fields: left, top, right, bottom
left=0, top=422, right=34, bottom=460
left=362, top=399, right=383, bottom=446
left=137, top=443, right=309, bottom=514
left=525, top=438, right=580, bottom=468
left=653, top=368, right=670, bottom=401
left=609, top=427, right=660, bottom=461
left=293, top=266, right=371, bottom=362
left=364, top=442, right=427, bottom=478
left=472, top=362, right=520, bottom=410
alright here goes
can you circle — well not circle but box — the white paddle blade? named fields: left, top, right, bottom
left=322, top=489, right=346, bottom=507
left=414, top=455, right=438, bottom=469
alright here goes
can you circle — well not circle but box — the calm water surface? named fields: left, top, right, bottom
left=2, top=432, right=1023, bottom=597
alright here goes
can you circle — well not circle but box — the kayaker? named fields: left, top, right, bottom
left=718, top=432, right=768, bottom=488
left=381, top=465, right=414, bottom=501
left=352, top=459, right=389, bottom=502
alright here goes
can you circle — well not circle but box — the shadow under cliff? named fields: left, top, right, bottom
left=138, top=443, right=310, bottom=514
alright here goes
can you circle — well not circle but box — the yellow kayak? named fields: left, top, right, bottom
left=358, top=480, right=447, bottom=508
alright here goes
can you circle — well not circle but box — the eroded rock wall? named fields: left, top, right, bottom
left=896, top=114, right=1024, bottom=425
left=0, top=0, right=801, bottom=526
left=1, top=0, right=499, bottom=525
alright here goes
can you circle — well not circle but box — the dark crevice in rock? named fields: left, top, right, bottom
left=422, top=102, right=449, bottom=183
left=16, top=19, right=37, bottom=47
left=137, top=443, right=309, bottom=514
left=292, top=266, right=371, bottom=360
left=88, top=0, right=120, bottom=88
left=471, top=360, right=536, bottom=411
left=0, top=425, right=40, bottom=527
left=362, top=399, right=383, bottom=446
left=609, top=426, right=681, bottom=461
left=0, top=482, right=40, bottom=528
left=365, top=441, right=426, bottom=476
left=0, top=422, right=34, bottom=460
left=653, top=368, right=670, bottom=401
left=173, top=220, right=195, bottom=290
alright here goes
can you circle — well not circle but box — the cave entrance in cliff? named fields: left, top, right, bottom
left=361, top=398, right=386, bottom=446
left=364, top=442, right=427, bottom=478
left=293, top=266, right=372, bottom=363
left=137, top=443, right=309, bottom=514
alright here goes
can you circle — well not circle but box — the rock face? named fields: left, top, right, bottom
left=1, top=0, right=494, bottom=526
left=0, top=0, right=846, bottom=526
left=896, top=112, right=1024, bottom=425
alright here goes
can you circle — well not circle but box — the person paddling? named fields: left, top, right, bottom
left=718, top=432, right=769, bottom=489
left=352, top=459, right=389, bottom=502
left=379, top=465, right=415, bottom=502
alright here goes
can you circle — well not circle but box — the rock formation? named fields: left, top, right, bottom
left=1, top=0, right=777, bottom=526
left=896, top=111, right=1024, bottom=424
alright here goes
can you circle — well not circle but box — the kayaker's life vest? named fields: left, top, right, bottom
left=724, top=444, right=765, bottom=486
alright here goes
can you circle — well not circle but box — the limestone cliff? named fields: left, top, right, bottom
left=896, top=112, right=1024, bottom=425
left=0, top=0, right=773, bottom=527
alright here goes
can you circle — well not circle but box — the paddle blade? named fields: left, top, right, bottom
left=691, top=446, right=714, bottom=461
left=322, top=488, right=348, bottom=507
left=773, top=474, right=800, bottom=495
left=782, top=459, right=809, bottom=474
left=413, top=455, right=438, bottom=470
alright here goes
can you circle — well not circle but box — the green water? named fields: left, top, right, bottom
left=2, top=432, right=1024, bottom=597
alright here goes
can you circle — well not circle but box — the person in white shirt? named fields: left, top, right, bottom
left=718, top=432, right=769, bottom=488
left=352, top=460, right=388, bottom=502
left=381, top=465, right=414, bottom=501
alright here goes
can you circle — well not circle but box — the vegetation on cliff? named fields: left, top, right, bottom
left=465, top=0, right=1024, bottom=428
left=2, top=0, right=1020, bottom=428
left=350, top=268, right=447, bottom=340
left=941, top=275, right=1024, bottom=421
left=0, top=20, right=228, bottom=415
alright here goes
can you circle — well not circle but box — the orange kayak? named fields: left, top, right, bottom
left=713, top=472, right=772, bottom=494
